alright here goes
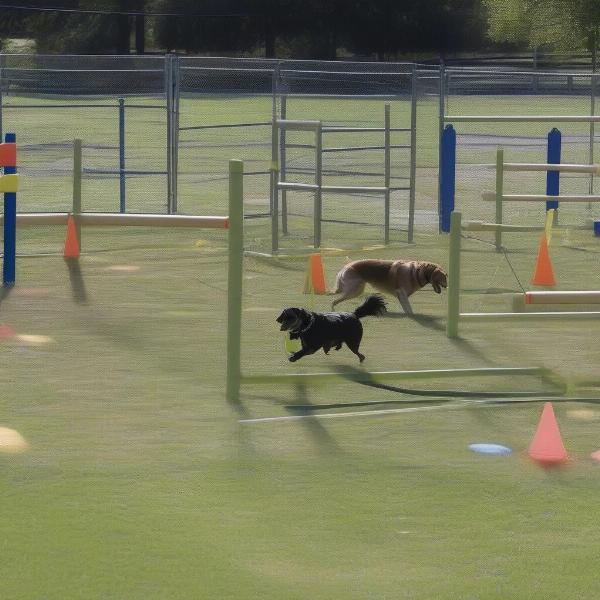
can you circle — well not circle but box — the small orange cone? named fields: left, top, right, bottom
left=528, top=402, right=568, bottom=466
left=303, top=253, right=327, bottom=295
left=531, top=234, right=556, bottom=286
left=63, top=214, right=80, bottom=259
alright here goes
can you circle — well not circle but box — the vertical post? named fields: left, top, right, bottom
left=72, top=139, right=82, bottom=250
left=118, top=98, right=126, bottom=213
left=589, top=74, right=596, bottom=196
left=495, top=147, right=504, bottom=252
left=546, top=127, right=561, bottom=220
left=446, top=211, right=461, bottom=338
left=165, top=53, right=180, bottom=214
left=280, top=93, right=288, bottom=235
left=314, top=122, right=322, bottom=248
left=270, top=119, right=279, bottom=255
left=437, top=62, right=446, bottom=230
left=408, top=64, right=417, bottom=243
left=226, top=159, right=244, bottom=404
left=439, top=124, right=456, bottom=233
left=384, top=103, right=391, bottom=245
left=3, top=133, right=16, bottom=287
left=165, top=54, right=174, bottom=213
left=270, top=63, right=280, bottom=254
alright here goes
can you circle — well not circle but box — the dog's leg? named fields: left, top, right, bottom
left=345, top=333, right=365, bottom=363
left=289, top=347, right=317, bottom=362
left=396, top=289, right=414, bottom=316
left=331, top=278, right=365, bottom=310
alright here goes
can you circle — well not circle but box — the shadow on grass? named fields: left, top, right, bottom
left=0, top=284, right=13, bottom=309
left=65, top=258, right=88, bottom=305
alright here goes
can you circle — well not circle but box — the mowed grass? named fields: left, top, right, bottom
left=1, top=218, right=600, bottom=599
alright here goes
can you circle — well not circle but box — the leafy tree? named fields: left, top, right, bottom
left=484, top=0, right=600, bottom=55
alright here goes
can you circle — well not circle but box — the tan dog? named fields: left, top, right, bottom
left=330, top=259, right=448, bottom=315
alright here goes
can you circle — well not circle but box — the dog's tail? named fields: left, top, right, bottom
left=353, top=294, right=387, bottom=319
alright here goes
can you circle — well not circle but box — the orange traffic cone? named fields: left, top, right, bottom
left=531, top=234, right=556, bottom=286
left=63, top=214, right=80, bottom=259
left=528, top=402, right=568, bottom=466
left=303, top=253, right=327, bottom=295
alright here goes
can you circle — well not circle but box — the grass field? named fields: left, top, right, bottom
left=1, top=89, right=600, bottom=599
left=1, top=219, right=600, bottom=599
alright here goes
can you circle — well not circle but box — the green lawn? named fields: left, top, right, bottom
left=1, top=90, right=600, bottom=598
left=1, top=219, right=600, bottom=599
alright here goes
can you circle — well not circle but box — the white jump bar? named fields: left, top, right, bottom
left=502, top=194, right=600, bottom=202
left=504, top=163, right=600, bottom=174
left=0, top=212, right=229, bottom=229
left=461, top=311, right=600, bottom=320
left=524, top=291, right=600, bottom=305
left=446, top=115, right=600, bottom=123
left=276, top=119, right=321, bottom=131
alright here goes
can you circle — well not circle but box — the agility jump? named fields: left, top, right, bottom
left=446, top=211, right=600, bottom=338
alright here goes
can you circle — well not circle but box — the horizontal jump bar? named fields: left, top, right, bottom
left=461, top=311, right=600, bottom=320
left=242, top=367, right=544, bottom=385
left=504, top=162, right=600, bottom=174
left=501, top=194, right=600, bottom=202
left=446, top=115, right=600, bottom=123
left=276, top=119, right=320, bottom=131
left=524, top=291, right=600, bottom=305
left=0, top=212, right=229, bottom=229
left=463, top=221, right=544, bottom=232
left=322, top=126, right=411, bottom=133
left=322, top=145, right=410, bottom=152
left=277, top=183, right=388, bottom=194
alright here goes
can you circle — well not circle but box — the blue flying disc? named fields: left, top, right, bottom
left=469, top=443, right=512, bottom=456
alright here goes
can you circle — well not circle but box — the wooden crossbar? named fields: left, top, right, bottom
left=461, top=311, right=600, bottom=320
left=0, top=212, right=229, bottom=228
left=504, top=162, right=600, bottom=174
left=524, top=291, right=600, bottom=305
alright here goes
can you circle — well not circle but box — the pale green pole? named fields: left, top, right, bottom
left=446, top=211, right=461, bottom=338
left=72, top=139, right=82, bottom=250
left=226, top=159, right=244, bottom=404
left=495, top=147, right=504, bottom=252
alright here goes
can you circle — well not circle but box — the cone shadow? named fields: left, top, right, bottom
left=65, top=258, right=88, bottom=304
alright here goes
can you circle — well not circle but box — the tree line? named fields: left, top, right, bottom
left=0, top=0, right=598, bottom=60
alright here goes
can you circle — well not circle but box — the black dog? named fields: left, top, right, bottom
left=276, top=295, right=387, bottom=362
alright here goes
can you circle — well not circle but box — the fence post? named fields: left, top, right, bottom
left=495, top=147, right=504, bottom=251
left=408, top=63, right=417, bottom=243
left=72, top=139, right=82, bottom=250
left=3, top=133, right=16, bottom=287
left=226, top=159, right=244, bottom=405
left=440, top=124, right=456, bottom=233
left=118, top=98, right=126, bottom=213
left=546, top=127, right=561, bottom=220
left=314, top=122, right=322, bottom=248
left=446, top=210, right=461, bottom=338
left=384, top=103, right=391, bottom=244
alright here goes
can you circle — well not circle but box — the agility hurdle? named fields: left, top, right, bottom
left=225, top=161, right=550, bottom=403
left=486, top=147, right=600, bottom=251
left=269, top=102, right=416, bottom=255
left=446, top=212, right=600, bottom=338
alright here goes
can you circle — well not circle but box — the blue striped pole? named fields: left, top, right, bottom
left=546, top=128, right=561, bottom=213
left=440, top=124, right=456, bottom=233
left=3, top=132, right=16, bottom=287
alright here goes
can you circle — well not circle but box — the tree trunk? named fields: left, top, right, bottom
left=117, top=0, right=131, bottom=54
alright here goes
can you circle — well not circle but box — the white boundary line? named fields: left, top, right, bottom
left=239, top=401, right=496, bottom=424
